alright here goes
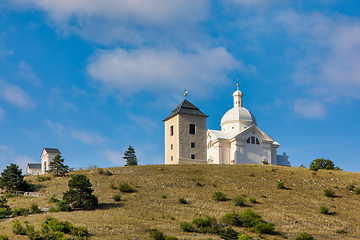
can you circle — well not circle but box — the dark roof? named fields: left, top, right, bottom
left=43, top=148, right=61, bottom=154
left=27, top=163, right=41, bottom=169
left=163, top=99, right=208, bottom=121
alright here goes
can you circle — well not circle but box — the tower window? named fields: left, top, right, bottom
left=189, top=124, right=195, bottom=134
left=171, top=144, right=173, bottom=150
left=191, top=142, right=195, bottom=148
left=170, top=125, right=174, bottom=136
left=191, top=154, right=195, bottom=159
left=171, top=156, right=173, bottom=161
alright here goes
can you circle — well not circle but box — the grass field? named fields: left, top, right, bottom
left=1, top=164, right=360, bottom=239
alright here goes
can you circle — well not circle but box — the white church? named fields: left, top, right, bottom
left=26, top=148, right=61, bottom=175
left=164, top=85, right=290, bottom=166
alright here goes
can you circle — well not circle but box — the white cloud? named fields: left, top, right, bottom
left=0, top=107, right=5, bottom=120
left=103, top=150, right=124, bottom=166
left=0, top=78, right=35, bottom=108
left=87, top=47, right=244, bottom=96
left=293, top=99, right=326, bottom=119
left=17, top=61, right=41, bottom=86
left=44, top=119, right=64, bottom=136
left=127, top=113, right=159, bottom=134
left=48, top=88, right=77, bottom=111
left=71, top=129, right=104, bottom=145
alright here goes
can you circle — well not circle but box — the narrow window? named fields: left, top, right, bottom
left=171, top=156, right=173, bottom=161
left=256, top=138, right=260, bottom=145
left=251, top=136, right=255, bottom=144
left=189, top=124, right=195, bottom=134
left=191, top=154, right=195, bottom=159
left=170, top=125, right=174, bottom=136
left=191, top=142, right=195, bottom=148
left=247, top=137, right=250, bottom=143
left=171, top=144, right=173, bottom=150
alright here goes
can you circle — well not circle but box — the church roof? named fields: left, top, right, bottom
left=27, top=163, right=41, bottom=169
left=43, top=148, right=61, bottom=154
left=163, top=99, right=208, bottom=121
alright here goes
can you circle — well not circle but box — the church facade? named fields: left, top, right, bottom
left=26, top=148, right=61, bottom=175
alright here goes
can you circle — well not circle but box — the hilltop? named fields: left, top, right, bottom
left=1, top=164, right=360, bottom=239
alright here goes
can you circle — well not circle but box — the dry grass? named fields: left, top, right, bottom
left=1, top=164, right=360, bottom=239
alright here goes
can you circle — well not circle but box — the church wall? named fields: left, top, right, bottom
left=165, top=115, right=180, bottom=164
left=218, top=139, right=229, bottom=164
left=178, top=114, right=207, bottom=163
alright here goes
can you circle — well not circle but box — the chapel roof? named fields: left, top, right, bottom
left=163, top=99, right=208, bottom=121
left=43, top=148, right=61, bottom=154
left=27, top=163, right=41, bottom=169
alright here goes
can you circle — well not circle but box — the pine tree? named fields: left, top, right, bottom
left=63, top=174, right=98, bottom=210
left=48, top=154, right=69, bottom=177
left=0, top=163, right=32, bottom=191
left=123, top=146, right=138, bottom=166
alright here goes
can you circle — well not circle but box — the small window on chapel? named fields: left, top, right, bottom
left=171, top=144, right=173, bottom=150
left=171, top=156, right=173, bottom=161
left=256, top=138, right=260, bottom=145
left=170, top=125, right=174, bottom=136
left=189, top=124, right=195, bottom=134
left=191, top=154, right=195, bottom=159
left=191, top=142, right=195, bottom=148
left=251, top=136, right=255, bottom=144
left=247, top=137, right=250, bottom=143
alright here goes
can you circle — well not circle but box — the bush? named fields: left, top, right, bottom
left=277, top=181, right=285, bottom=189
left=232, top=196, right=245, bottom=206
left=113, top=194, right=121, bottom=202
left=29, top=203, right=41, bottom=214
left=118, top=183, right=134, bottom=193
left=12, top=219, right=26, bottom=235
left=323, top=188, right=335, bottom=198
left=192, top=216, right=218, bottom=234
left=48, top=207, right=57, bottom=213
left=56, top=200, right=71, bottom=212
left=0, top=208, right=10, bottom=219
left=3, top=192, right=14, bottom=198
left=148, top=228, right=165, bottom=240
left=212, top=191, right=227, bottom=201
left=355, top=187, right=360, bottom=195
left=41, top=217, right=89, bottom=237
left=336, top=229, right=347, bottom=234
left=238, top=234, right=253, bottom=240
left=0, top=235, right=9, bottom=240
left=98, top=168, right=113, bottom=176
left=48, top=195, right=60, bottom=203
left=346, top=184, right=355, bottom=191
left=249, top=198, right=257, bottom=204
left=222, top=213, right=242, bottom=227
left=239, top=209, right=262, bottom=228
left=180, top=221, right=193, bottom=232
left=319, top=205, right=329, bottom=214
left=295, top=232, right=314, bottom=240
left=25, top=224, right=42, bottom=240
left=178, top=197, right=188, bottom=204
left=252, top=221, right=275, bottom=234
left=309, top=158, right=335, bottom=171
left=219, top=226, right=238, bottom=239
left=12, top=208, right=29, bottom=217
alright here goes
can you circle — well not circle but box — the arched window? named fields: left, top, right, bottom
left=189, top=124, right=195, bottom=134
left=170, top=125, right=174, bottom=136
left=247, top=137, right=260, bottom=145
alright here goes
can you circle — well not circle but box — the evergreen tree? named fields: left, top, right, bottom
left=63, top=174, right=98, bottom=210
left=309, top=158, right=335, bottom=171
left=0, top=163, right=32, bottom=191
left=123, top=146, right=138, bottom=166
left=48, top=154, right=69, bottom=177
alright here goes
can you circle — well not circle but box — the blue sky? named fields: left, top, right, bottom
left=0, top=0, right=360, bottom=173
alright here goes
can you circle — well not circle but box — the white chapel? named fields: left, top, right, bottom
left=207, top=85, right=290, bottom=166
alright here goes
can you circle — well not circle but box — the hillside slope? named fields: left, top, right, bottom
left=1, top=164, right=360, bottom=239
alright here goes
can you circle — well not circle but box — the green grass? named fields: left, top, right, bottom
left=1, top=164, right=360, bottom=239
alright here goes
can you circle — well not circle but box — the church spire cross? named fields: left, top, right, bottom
left=237, top=78, right=239, bottom=90
left=184, top=89, right=188, bottom=99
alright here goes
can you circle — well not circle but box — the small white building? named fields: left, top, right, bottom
left=207, top=86, right=290, bottom=166
left=41, top=148, right=61, bottom=174
left=26, top=163, right=42, bottom=175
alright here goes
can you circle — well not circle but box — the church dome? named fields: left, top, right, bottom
left=221, top=107, right=257, bottom=125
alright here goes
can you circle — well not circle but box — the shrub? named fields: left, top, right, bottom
left=0, top=235, right=9, bottom=240
left=148, top=228, right=165, bottom=240
left=12, top=208, right=29, bottom=217
left=56, top=200, right=71, bottom=212
left=71, top=226, right=89, bottom=237
left=319, top=205, right=329, bottom=214
left=180, top=221, right=193, bottom=232
left=232, top=196, right=245, bottom=206
left=239, top=209, right=262, bottom=228
left=49, top=195, right=60, bottom=203
left=192, top=216, right=218, bottom=234
left=277, top=181, right=285, bottom=189
left=12, top=219, right=26, bottom=235
left=113, top=194, right=121, bottom=202
left=3, top=192, right=14, bottom=198
left=323, top=188, right=335, bottom=198
left=295, top=232, right=314, bottom=240
left=25, top=224, right=42, bottom=240
left=346, top=184, right=355, bottom=191
left=178, top=197, right=188, bottom=204
left=252, top=221, right=275, bottom=234
left=162, top=195, right=167, bottom=199
left=212, top=191, right=227, bottom=201
left=238, top=234, right=253, bottom=240
left=336, top=229, right=347, bottom=234
left=249, top=198, right=257, bottom=204
left=109, top=183, right=117, bottom=189
left=48, top=207, right=57, bottom=212
left=0, top=208, right=10, bottom=219
left=219, top=226, right=238, bottom=239
left=222, top=213, right=242, bottom=226
left=250, top=173, right=255, bottom=177
left=309, top=158, right=335, bottom=171
left=29, top=203, right=41, bottom=214
left=98, top=168, right=113, bottom=176
left=355, top=187, right=360, bottom=195
left=118, top=183, right=134, bottom=193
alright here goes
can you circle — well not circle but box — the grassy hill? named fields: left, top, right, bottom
left=1, top=164, right=360, bottom=239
